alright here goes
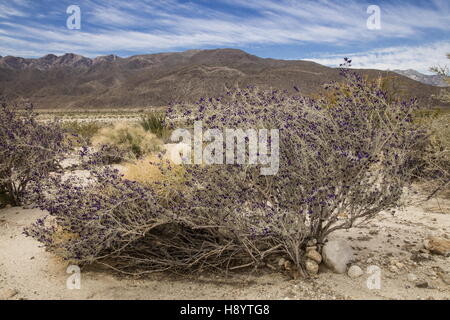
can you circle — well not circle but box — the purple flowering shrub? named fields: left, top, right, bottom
left=0, top=103, right=69, bottom=205
left=165, top=70, right=424, bottom=270
left=26, top=70, right=425, bottom=275
left=25, top=166, right=261, bottom=272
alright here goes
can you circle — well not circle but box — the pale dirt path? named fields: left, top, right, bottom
left=0, top=197, right=449, bottom=300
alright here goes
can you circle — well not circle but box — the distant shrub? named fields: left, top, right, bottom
left=0, top=103, right=69, bottom=206
left=80, top=144, right=127, bottom=167
left=139, top=113, right=171, bottom=141
left=26, top=69, right=425, bottom=275
left=91, top=122, right=162, bottom=159
left=415, top=111, right=450, bottom=196
left=63, top=121, right=103, bottom=145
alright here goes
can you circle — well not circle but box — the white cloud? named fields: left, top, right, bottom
left=0, top=2, right=28, bottom=18
left=304, top=42, right=450, bottom=74
left=0, top=0, right=449, bottom=74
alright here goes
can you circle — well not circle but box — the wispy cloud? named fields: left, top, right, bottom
left=0, top=0, right=449, bottom=72
left=305, top=41, right=450, bottom=74
left=0, top=1, right=29, bottom=18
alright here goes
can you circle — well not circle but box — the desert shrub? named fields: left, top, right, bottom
left=423, top=54, right=450, bottom=196
left=26, top=70, right=424, bottom=275
left=91, top=122, right=162, bottom=159
left=139, top=113, right=171, bottom=141
left=164, top=70, right=424, bottom=270
left=25, top=167, right=256, bottom=272
left=122, top=155, right=186, bottom=201
left=0, top=103, right=69, bottom=205
left=62, top=121, right=103, bottom=145
left=80, top=144, right=128, bottom=167
left=414, top=111, right=450, bottom=196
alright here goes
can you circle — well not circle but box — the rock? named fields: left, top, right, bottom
left=306, top=250, right=322, bottom=264
left=5, top=204, right=12, bottom=209
left=284, top=260, right=292, bottom=271
left=0, top=288, right=18, bottom=300
left=306, top=246, right=317, bottom=252
left=307, top=239, right=317, bottom=246
left=411, top=251, right=431, bottom=262
left=348, top=265, right=364, bottom=278
left=322, top=240, right=354, bottom=274
left=305, top=259, right=319, bottom=275
left=439, top=273, right=450, bottom=285
left=396, top=262, right=405, bottom=269
left=415, top=280, right=429, bottom=289
left=278, top=257, right=286, bottom=268
left=423, top=237, right=450, bottom=256
left=389, top=265, right=399, bottom=273
left=407, top=273, right=418, bottom=282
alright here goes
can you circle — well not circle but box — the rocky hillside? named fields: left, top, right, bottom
left=393, top=69, right=449, bottom=87
left=0, top=49, right=447, bottom=109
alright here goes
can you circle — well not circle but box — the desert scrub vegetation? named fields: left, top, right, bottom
left=139, top=113, right=172, bottom=141
left=123, top=155, right=186, bottom=201
left=91, top=122, right=163, bottom=160
left=0, top=103, right=69, bottom=206
left=413, top=108, right=450, bottom=198
left=25, top=69, right=426, bottom=276
left=62, top=121, right=103, bottom=146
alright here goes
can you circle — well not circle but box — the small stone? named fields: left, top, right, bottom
left=0, top=288, right=18, bottom=300
left=396, top=262, right=405, bottom=269
left=278, top=257, right=286, bottom=268
left=307, top=239, right=317, bottom=246
left=306, top=250, right=322, bottom=264
left=407, top=273, right=418, bottom=282
left=5, top=204, right=12, bottom=209
left=439, top=273, right=450, bottom=285
left=348, top=265, right=364, bottom=278
left=284, top=260, right=292, bottom=271
left=389, top=265, right=399, bottom=273
left=306, top=246, right=317, bottom=252
left=305, top=259, right=319, bottom=275
left=423, top=237, right=450, bottom=256
left=415, top=280, right=429, bottom=289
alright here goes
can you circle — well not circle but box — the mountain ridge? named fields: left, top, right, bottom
left=393, top=69, right=448, bottom=87
left=0, top=49, right=447, bottom=109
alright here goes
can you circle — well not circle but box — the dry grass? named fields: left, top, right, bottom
left=123, top=155, right=186, bottom=201
left=92, top=122, right=163, bottom=158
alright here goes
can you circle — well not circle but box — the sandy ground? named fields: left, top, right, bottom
left=0, top=194, right=449, bottom=300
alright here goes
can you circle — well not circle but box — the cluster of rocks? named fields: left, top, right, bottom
left=304, top=239, right=357, bottom=277
left=279, top=234, right=449, bottom=284
left=305, top=239, right=322, bottom=275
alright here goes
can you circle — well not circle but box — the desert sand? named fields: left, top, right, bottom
left=0, top=192, right=449, bottom=300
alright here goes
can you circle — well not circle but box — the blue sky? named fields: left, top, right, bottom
left=0, top=0, right=449, bottom=73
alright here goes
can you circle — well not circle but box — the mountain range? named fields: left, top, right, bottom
left=0, top=49, right=448, bottom=109
left=393, top=69, right=448, bottom=87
